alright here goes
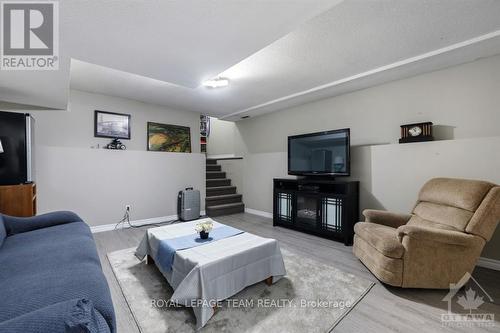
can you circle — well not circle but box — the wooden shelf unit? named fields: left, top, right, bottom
left=0, top=183, right=37, bottom=217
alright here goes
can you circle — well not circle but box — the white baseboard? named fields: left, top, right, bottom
left=90, top=224, right=118, bottom=233
left=477, top=257, right=500, bottom=271
left=89, top=210, right=500, bottom=272
left=240, top=208, right=500, bottom=271
left=90, top=211, right=206, bottom=233
left=244, top=208, right=273, bottom=219
left=244, top=208, right=500, bottom=271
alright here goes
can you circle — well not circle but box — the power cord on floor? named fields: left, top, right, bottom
left=114, top=206, right=135, bottom=229
left=114, top=207, right=182, bottom=230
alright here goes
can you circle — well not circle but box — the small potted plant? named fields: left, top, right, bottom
left=195, top=221, right=213, bottom=239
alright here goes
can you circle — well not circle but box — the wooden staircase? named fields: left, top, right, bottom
left=206, top=159, right=244, bottom=217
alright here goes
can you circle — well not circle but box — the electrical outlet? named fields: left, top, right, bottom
left=125, top=205, right=131, bottom=211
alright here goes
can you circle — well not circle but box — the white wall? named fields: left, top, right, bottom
left=218, top=159, right=244, bottom=195
left=235, top=54, right=500, bottom=154
left=31, top=90, right=201, bottom=152
left=232, top=137, right=500, bottom=259
left=210, top=55, right=500, bottom=260
left=206, top=117, right=237, bottom=156
left=369, top=137, right=500, bottom=259
left=20, top=90, right=204, bottom=226
left=370, top=137, right=500, bottom=214
left=36, top=146, right=205, bottom=226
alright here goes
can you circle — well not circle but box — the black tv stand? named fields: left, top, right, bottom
left=273, top=178, right=359, bottom=245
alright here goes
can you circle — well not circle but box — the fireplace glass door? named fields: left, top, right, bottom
left=296, top=194, right=319, bottom=228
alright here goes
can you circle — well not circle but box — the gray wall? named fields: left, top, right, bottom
left=11, top=90, right=204, bottom=226
left=213, top=54, right=500, bottom=260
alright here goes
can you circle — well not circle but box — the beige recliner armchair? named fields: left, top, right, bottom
left=353, top=177, right=500, bottom=288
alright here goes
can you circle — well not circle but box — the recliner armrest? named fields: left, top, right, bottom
left=3, top=211, right=83, bottom=236
left=363, top=209, right=412, bottom=228
left=397, top=225, right=477, bottom=246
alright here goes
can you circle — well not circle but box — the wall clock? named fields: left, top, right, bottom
left=399, top=122, right=433, bottom=143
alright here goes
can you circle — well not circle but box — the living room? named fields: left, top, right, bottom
left=0, top=1, right=499, bottom=333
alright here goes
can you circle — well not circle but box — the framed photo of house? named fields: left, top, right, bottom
left=147, top=122, right=191, bottom=153
left=94, top=110, right=131, bottom=139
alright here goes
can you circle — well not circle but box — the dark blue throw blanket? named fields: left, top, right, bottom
left=157, top=225, right=243, bottom=272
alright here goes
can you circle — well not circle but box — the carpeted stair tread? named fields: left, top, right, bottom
left=206, top=202, right=245, bottom=216
left=206, top=179, right=231, bottom=187
left=206, top=171, right=226, bottom=179
left=206, top=193, right=243, bottom=206
left=206, top=186, right=237, bottom=196
left=207, top=202, right=244, bottom=210
left=205, top=160, right=244, bottom=216
left=206, top=185, right=236, bottom=191
left=205, top=194, right=242, bottom=201
left=206, top=165, right=221, bottom=171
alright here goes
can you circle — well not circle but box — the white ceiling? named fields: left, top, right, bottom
left=0, top=0, right=338, bottom=109
left=2, top=0, right=500, bottom=121
left=63, top=0, right=338, bottom=88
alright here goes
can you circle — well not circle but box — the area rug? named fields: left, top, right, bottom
left=107, top=247, right=374, bottom=333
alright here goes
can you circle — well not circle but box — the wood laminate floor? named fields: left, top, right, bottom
left=93, top=213, right=500, bottom=333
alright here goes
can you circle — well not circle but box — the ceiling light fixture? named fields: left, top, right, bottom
left=202, top=77, right=229, bottom=88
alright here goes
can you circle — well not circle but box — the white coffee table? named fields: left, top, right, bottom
left=135, top=218, right=286, bottom=329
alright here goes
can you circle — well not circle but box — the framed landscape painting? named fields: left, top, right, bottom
left=94, top=110, right=131, bottom=139
left=147, top=122, right=191, bottom=153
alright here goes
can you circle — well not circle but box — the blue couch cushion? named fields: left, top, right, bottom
left=0, top=221, right=115, bottom=332
left=0, top=298, right=110, bottom=333
left=3, top=211, right=83, bottom=236
left=0, top=215, right=5, bottom=248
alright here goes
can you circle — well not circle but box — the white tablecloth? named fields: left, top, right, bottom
left=135, top=218, right=286, bottom=329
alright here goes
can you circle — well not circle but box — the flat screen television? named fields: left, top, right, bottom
left=288, top=128, right=350, bottom=176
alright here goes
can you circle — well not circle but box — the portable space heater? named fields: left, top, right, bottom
left=177, top=187, right=201, bottom=221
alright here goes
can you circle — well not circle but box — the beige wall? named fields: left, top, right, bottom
left=211, top=55, right=500, bottom=260
left=9, top=90, right=204, bottom=226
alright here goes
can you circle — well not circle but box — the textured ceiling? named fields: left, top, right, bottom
left=2, top=0, right=500, bottom=120
left=63, top=0, right=338, bottom=88
left=0, top=0, right=337, bottom=109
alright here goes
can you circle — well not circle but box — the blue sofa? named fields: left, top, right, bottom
left=0, top=211, right=116, bottom=333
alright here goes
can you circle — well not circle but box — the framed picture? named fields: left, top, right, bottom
left=94, top=110, right=131, bottom=139
left=147, top=122, right=191, bottom=153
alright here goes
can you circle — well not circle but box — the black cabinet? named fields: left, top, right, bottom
left=273, top=178, right=359, bottom=245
